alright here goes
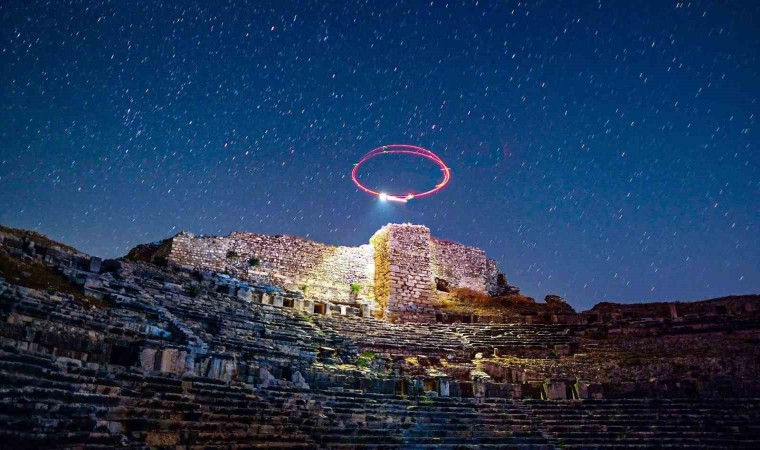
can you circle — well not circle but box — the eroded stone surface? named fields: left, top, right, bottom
left=166, top=223, right=507, bottom=322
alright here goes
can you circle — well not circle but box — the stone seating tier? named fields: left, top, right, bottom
left=2, top=234, right=760, bottom=449
left=2, top=347, right=758, bottom=449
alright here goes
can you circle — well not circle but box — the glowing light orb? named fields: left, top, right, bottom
left=352, top=144, right=451, bottom=202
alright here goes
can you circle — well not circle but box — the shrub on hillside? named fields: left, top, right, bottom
left=451, top=287, right=492, bottom=304
left=451, top=287, right=535, bottom=307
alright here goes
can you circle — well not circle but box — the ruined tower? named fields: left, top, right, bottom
left=370, top=224, right=437, bottom=322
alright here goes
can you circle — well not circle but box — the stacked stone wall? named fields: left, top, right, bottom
left=431, top=237, right=489, bottom=292
left=168, top=232, right=375, bottom=307
left=371, top=224, right=437, bottom=322
left=167, top=224, right=506, bottom=322
left=369, top=227, right=391, bottom=318
left=485, top=258, right=501, bottom=296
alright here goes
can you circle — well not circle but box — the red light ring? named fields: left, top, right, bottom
left=352, top=144, right=451, bottom=202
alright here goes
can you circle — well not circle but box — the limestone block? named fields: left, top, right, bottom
left=88, top=257, right=102, bottom=273
left=588, top=383, right=604, bottom=399
left=139, top=348, right=157, bottom=371
left=221, top=359, right=235, bottom=382
left=473, top=377, right=486, bottom=397
left=84, top=277, right=102, bottom=290
left=157, top=349, right=186, bottom=374
left=575, top=380, right=590, bottom=399
left=439, top=378, right=450, bottom=397
left=292, top=370, right=309, bottom=389
left=237, top=288, right=252, bottom=302
left=511, top=383, right=523, bottom=398
left=146, top=432, right=180, bottom=446
left=157, top=348, right=177, bottom=372
left=554, top=344, right=570, bottom=355
left=259, top=368, right=276, bottom=387
left=544, top=379, right=567, bottom=400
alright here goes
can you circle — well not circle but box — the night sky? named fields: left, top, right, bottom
left=1, top=1, right=758, bottom=309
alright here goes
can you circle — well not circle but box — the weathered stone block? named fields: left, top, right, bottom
left=88, top=257, right=102, bottom=273
left=544, top=379, right=567, bottom=400
left=139, top=348, right=157, bottom=371
left=439, top=378, right=450, bottom=397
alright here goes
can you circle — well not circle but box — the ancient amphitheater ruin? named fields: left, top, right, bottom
left=1, top=223, right=758, bottom=449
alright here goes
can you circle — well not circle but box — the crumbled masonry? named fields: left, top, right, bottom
left=165, top=223, right=506, bottom=322
left=1, top=223, right=759, bottom=449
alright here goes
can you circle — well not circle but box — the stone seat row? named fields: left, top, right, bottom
left=0, top=288, right=175, bottom=343
left=314, top=316, right=575, bottom=359
left=4, top=344, right=760, bottom=449
left=0, top=363, right=314, bottom=448
left=2, top=283, right=346, bottom=374
left=258, top=387, right=555, bottom=448
left=313, top=316, right=469, bottom=356
left=2, top=350, right=549, bottom=448
left=522, top=398, right=760, bottom=449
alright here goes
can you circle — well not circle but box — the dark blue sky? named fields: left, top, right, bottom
left=1, top=1, right=758, bottom=309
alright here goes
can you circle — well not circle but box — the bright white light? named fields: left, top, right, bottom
left=379, top=193, right=388, bottom=201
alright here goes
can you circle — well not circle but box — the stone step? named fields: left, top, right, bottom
left=0, top=430, right=125, bottom=447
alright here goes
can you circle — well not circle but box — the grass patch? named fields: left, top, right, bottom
left=420, top=396, right=434, bottom=406
left=438, top=287, right=538, bottom=315
left=451, top=287, right=534, bottom=306
left=356, top=351, right=376, bottom=368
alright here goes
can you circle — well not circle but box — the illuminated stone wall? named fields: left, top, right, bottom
left=167, top=223, right=506, bottom=322
left=431, top=237, right=489, bottom=292
left=370, top=224, right=437, bottom=322
left=369, top=226, right=391, bottom=318
left=167, top=231, right=376, bottom=308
